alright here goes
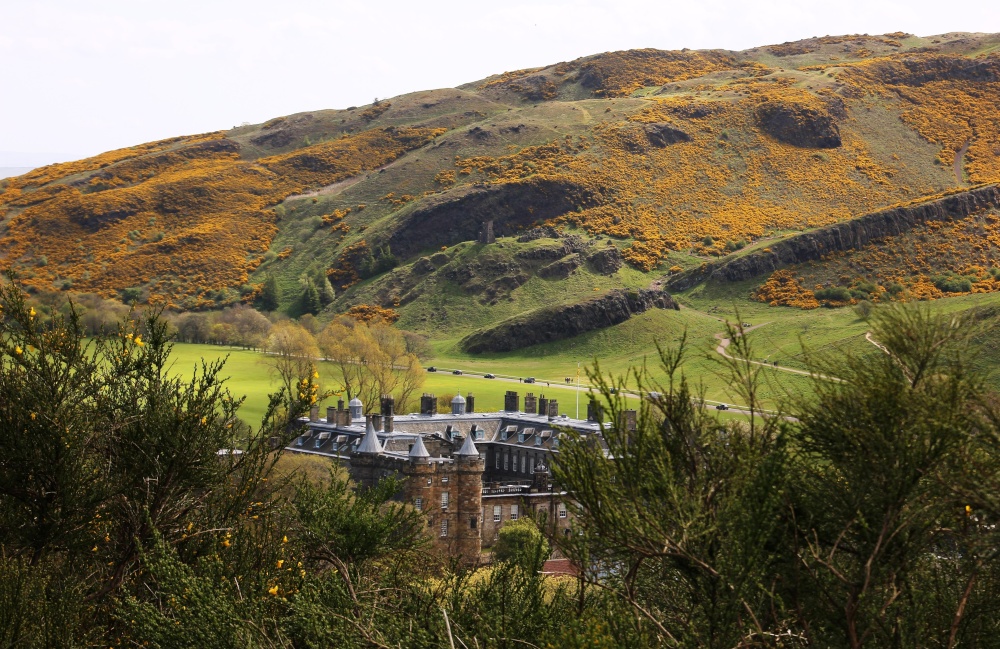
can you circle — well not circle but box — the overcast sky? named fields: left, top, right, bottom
left=2, top=0, right=998, bottom=166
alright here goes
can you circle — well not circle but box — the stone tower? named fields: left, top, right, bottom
left=453, top=433, right=484, bottom=562
left=349, top=417, right=383, bottom=491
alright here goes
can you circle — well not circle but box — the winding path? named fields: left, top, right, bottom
left=712, top=324, right=843, bottom=382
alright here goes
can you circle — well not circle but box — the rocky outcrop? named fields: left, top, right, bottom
left=643, top=123, right=691, bottom=147
left=460, top=287, right=679, bottom=353
left=667, top=185, right=1000, bottom=291
left=757, top=101, right=841, bottom=148
left=586, top=246, right=623, bottom=274
left=386, top=177, right=598, bottom=259
left=538, top=254, right=581, bottom=279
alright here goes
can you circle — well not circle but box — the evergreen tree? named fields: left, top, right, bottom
left=301, top=279, right=321, bottom=316
left=258, top=273, right=280, bottom=311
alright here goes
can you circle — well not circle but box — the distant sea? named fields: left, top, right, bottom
left=0, top=167, right=34, bottom=180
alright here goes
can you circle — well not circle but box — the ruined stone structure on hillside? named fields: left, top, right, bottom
left=289, top=391, right=624, bottom=563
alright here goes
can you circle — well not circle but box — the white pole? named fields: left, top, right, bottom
left=575, top=362, right=581, bottom=419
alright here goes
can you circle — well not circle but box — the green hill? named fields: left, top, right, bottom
left=3, top=30, right=1000, bottom=356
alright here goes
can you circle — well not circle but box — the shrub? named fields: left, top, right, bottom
left=814, top=286, right=852, bottom=302
left=932, top=275, right=973, bottom=293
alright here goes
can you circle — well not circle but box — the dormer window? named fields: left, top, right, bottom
left=503, top=425, right=517, bottom=441
left=518, top=432, right=526, bottom=443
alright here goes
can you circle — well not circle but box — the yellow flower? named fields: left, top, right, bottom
left=201, top=417, right=207, bottom=425
left=282, top=535, right=288, bottom=544
left=134, top=335, right=143, bottom=346
left=14, top=346, right=22, bottom=355
left=268, top=585, right=279, bottom=596
left=222, top=539, right=231, bottom=548
left=186, top=521, right=194, bottom=532
left=276, top=559, right=284, bottom=568
left=29, top=307, right=35, bottom=317
left=966, top=505, right=972, bottom=516
left=313, top=371, right=319, bottom=379
left=300, top=569, right=306, bottom=578
left=30, top=412, right=36, bottom=420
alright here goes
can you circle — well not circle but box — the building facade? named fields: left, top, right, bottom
left=289, top=391, right=620, bottom=563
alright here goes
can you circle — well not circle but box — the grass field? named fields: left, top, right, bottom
left=167, top=288, right=1000, bottom=427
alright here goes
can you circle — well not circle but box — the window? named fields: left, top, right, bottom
left=442, top=476, right=449, bottom=484
left=415, top=497, right=423, bottom=511
left=475, top=427, right=484, bottom=440
left=522, top=454, right=527, bottom=473
left=493, top=505, right=501, bottom=522
left=511, top=504, right=519, bottom=521
left=495, top=452, right=500, bottom=469
left=441, top=492, right=450, bottom=509
left=518, top=432, right=525, bottom=443
left=426, top=477, right=432, bottom=486
left=504, top=452, right=509, bottom=471
left=440, top=519, right=448, bottom=537
left=559, top=504, right=567, bottom=519
left=469, top=516, right=477, bottom=529
left=535, top=435, right=542, bottom=446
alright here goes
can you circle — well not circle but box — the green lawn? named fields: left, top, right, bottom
left=167, top=289, right=1000, bottom=426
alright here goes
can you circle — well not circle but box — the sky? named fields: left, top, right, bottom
left=2, top=0, right=998, bottom=166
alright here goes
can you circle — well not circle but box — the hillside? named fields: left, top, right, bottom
left=3, top=31, right=1000, bottom=341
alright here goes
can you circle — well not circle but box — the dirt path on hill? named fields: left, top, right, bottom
left=865, top=331, right=890, bottom=355
left=713, top=324, right=843, bottom=382
left=954, top=139, right=971, bottom=185
left=284, top=161, right=398, bottom=201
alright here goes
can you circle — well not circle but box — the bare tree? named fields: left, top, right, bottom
left=265, top=320, right=320, bottom=397
left=318, top=318, right=424, bottom=413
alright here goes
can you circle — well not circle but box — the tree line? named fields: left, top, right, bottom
left=2, top=282, right=1000, bottom=647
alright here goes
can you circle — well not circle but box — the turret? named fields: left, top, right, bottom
left=451, top=394, right=467, bottom=415
left=453, top=431, right=484, bottom=563
left=349, top=397, right=364, bottom=422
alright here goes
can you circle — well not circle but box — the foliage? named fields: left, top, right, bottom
left=0, top=281, right=309, bottom=645
left=317, top=317, right=424, bottom=412
left=492, top=517, right=551, bottom=570
left=754, top=269, right=820, bottom=308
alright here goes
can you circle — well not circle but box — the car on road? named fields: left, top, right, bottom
left=453, top=369, right=463, bottom=375
left=524, top=377, right=536, bottom=383
left=484, top=373, right=496, bottom=379
left=715, top=403, right=729, bottom=410
left=427, top=366, right=437, bottom=372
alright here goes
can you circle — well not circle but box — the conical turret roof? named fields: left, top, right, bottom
left=455, top=432, right=479, bottom=456
left=408, top=435, right=430, bottom=459
left=356, top=420, right=383, bottom=454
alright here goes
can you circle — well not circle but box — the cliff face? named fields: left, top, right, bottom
left=668, top=184, right=1000, bottom=291
left=460, top=287, right=679, bottom=353
left=386, top=177, right=598, bottom=259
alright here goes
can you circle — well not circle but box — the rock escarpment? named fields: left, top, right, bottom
left=460, top=287, right=679, bottom=353
left=386, top=177, right=598, bottom=259
left=668, top=184, right=1000, bottom=291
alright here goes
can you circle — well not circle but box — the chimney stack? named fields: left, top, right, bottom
left=547, top=400, right=559, bottom=418
left=504, top=391, right=519, bottom=412
left=466, top=393, right=475, bottom=414
left=524, top=393, right=537, bottom=414
left=381, top=395, right=395, bottom=433
left=420, top=393, right=437, bottom=416
left=537, top=395, right=548, bottom=416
